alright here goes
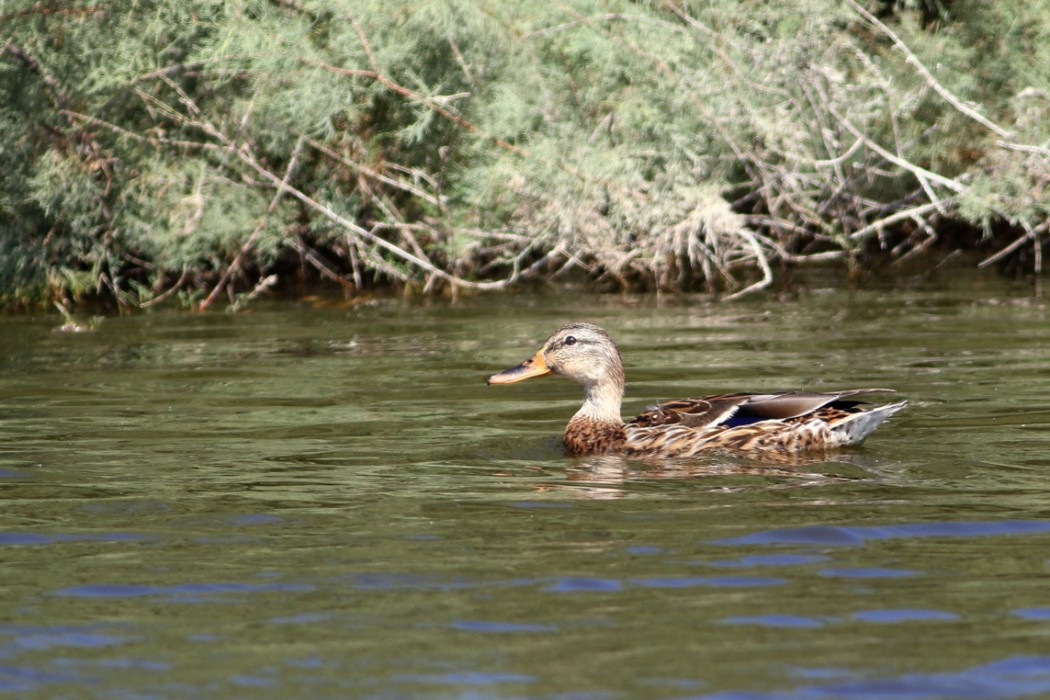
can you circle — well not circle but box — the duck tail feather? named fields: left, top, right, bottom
left=831, top=400, right=908, bottom=446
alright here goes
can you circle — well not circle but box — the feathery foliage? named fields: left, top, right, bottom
left=1, top=0, right=1048, bottom=308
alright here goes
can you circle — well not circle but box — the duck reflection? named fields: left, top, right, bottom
left=543, top=450, right=887, bottom=499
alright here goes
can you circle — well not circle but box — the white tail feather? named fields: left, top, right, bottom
left=831, top=400, right=908, bottom=446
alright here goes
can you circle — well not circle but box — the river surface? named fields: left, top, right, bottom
left=3, top=271, right=1050, bottom=698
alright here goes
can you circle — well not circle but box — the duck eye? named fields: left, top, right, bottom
left=564, top=336, right=577, bottom=346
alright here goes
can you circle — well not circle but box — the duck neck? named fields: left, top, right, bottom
left=573, top=378, right=625, bottom=427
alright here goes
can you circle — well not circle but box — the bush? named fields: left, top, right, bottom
left=1, top=0, right=1047, bottom=308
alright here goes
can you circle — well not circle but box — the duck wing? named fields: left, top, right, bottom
left=731, top=389, right=897, bottom=421
left=630, top=389, right=897, bottom=429
left=631, top=393, right=756, bottom=429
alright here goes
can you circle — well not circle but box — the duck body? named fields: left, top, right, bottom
left=488, top=323, right=906, bottom=457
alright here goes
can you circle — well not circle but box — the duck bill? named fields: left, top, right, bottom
left=487, top=351, right=551, bottom=385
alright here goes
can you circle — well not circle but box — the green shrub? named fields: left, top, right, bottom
left=1, top=0, right=1047, bottom=308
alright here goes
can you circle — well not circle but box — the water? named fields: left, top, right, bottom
left=3, top=271, right=1050, bottom=698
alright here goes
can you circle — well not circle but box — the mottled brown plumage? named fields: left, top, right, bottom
left=488, top=322, right=906, bottom=457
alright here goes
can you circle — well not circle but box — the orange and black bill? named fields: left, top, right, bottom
left=487, top=351, right=551, bottom=385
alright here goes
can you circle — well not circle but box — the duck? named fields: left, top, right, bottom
left=487, top=322, right=906, bottom=457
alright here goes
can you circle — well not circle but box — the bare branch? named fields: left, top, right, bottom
left=198, top=137, right=306, bottom=311
left=978, top=219, right=1050, bottom=268
left=827, top=103, right=968, bottom=194
left=722, top=229, right=773, bottom=300
left=305, top=136, right=445, bottom=208
left=846, top=0, right=1012, bottom=139
left=849, top=200, right=951, bottom=241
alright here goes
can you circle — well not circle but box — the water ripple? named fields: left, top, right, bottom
left=708, top=654, right=1050, bottom=699
left=543, top=575, right=785, bottom=592
left=710, top=554, right=830, bottom=568
left=348, top=573, right=534, bottom=591
left=851, top=609, right=959, bottom=623
left=722, top=615, right=825, bottom=628
left=450, top=620, right=557, bottom=633
left=0, top=624, right=130, bottom=651
left=629, top=575, right=785, bottom=588
left=716, top=520, right=1050, bottom=547
left=51, top=582, right=313, bottom=599
left=0, top=532, right=152, bottom=546
left=819, top=567, right=919, bottom=579
left=389, top=671, right=535, bottom=685
left=0, top=664, right=86, bottom=692
left=1011, top=608, right=1050, bottom=620
left=544, top=577, right=624, bottom=593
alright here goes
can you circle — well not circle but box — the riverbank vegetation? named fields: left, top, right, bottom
left=2, top=1, right=1048, bottom=309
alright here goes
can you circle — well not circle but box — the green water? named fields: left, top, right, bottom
left=3, top=272, right=1050, bottom=698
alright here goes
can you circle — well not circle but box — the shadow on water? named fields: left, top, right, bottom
left=2, top=272, right=1050, bottom=696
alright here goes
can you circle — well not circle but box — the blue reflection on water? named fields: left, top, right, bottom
left=349, top=572, right=532, bottom=591
left=0, top=624, right=129, bottom=651
left=0, top=664, right=86, bottom=692
left=231, top=674, right=275, bottom=687
left=390, top=671, right=535, bottom=685
left=0, top=624, right=133, bottom=691
left=722, top=609, right=960, bottom=629
left=716, top=520, right=1050, bottom=547
left=820, top=567, right=918, bottom=579
left=285, top=656, right=325, bottom=668
left=710, top=553, right=830, bottom=568
left=629, top=575, right=785, bottom=588
left=269, top=612, right=332, bottom=625
left=640, top=676, right=707, bottom=690
left=545, top=577, right=623, bottom=593
left=706, top=655, right=1050, bottom=699
left=227, top=513, right=282, bottom=526
left=94, top=658, right=170, bottom=670
left=510, top=500, right=573, bottom=509
left=851, top=609, right=959, bottom=623
left=544, top=574, right=784, bottom=592
left=722, top=615, right=825, bottom=628
left=1011, top=608, right=1050, bottom=620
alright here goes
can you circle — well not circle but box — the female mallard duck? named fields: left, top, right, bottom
left=488, top=322, right=906, bottom=457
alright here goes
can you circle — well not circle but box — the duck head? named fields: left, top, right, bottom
left=487, top=323, right=626, bottom=423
